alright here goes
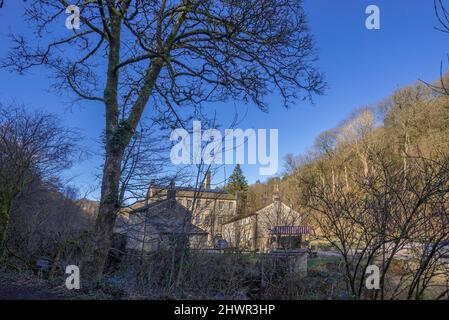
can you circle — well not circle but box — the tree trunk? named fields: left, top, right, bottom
left=331, top=166, right=335, bottom=196
left=82, top=149, right=123, bottom=285
left=81, top=16, right=125, bottom=285
left=344, top=165, right=350, bottom=190
left=79, top=6, right=189, bottom=285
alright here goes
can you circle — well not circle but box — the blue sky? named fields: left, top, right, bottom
left=0, top=0, right=447, bottom=198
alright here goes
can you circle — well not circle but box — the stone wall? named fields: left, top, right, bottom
left=261, top=249, right=308, bottom=279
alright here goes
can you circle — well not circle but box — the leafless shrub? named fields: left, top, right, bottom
left=0, top=180, right=93, bottom=279
left=105, top=248, right=314, bottom=300
left=0, top=103, right=80, bottom=262
left=303, top=148, right=449, bottom=300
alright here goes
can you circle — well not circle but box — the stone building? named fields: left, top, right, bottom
left=114, top=183, right=208, bottom=253
left=222, top=184, right=312, bottom=252
left=144, top=172, right=238, bottom=245
left=118, top=172, right=238, bottom=248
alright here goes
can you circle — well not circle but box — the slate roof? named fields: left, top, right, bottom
left=150, top=185, right=236, bottom=200
left=130, top=198, right=208, bottom=236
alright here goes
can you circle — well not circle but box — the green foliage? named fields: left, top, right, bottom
left=226, top=164, right=248, bottom=200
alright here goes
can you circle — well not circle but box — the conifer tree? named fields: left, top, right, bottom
left=226, top=165, right=248, bottom=202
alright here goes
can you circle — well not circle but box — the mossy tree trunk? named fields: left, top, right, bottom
left=81, top=8, right=189, bottom=284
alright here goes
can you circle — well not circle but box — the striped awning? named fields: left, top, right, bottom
left=271, top=226, right=312, bottom=235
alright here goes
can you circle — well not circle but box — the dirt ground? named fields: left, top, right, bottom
left=0, top=271, right=119, bottom=300
left=0, top=273, right=74, bottom=300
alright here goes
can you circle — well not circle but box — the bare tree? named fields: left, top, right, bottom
left=8, top=180, right=91, bottom=269
left=435, top=0, right=449, bottom=34
left=0, top=104, right=78, bottom=260
left=303, top=144, right=449, bottom=300
left=1, top=0, right=324, bottom=283
left=423, top=0, right=449, bottom=95
left=118, top=122, right=172, bottom=206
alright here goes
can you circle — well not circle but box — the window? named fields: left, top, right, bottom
left=204, top=215, right=211, bottom=225
left=187, top=199, right=193, bottom=209
left=218, top=201, right=224, bottom=210
left=206, top=200, right=211, bottom=207
left=228, top=202, right=234, bottom=210
left=197, top=200, right=201, bottom=208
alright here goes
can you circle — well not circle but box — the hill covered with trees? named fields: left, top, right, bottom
left=248, top=74, right=449, bottom=299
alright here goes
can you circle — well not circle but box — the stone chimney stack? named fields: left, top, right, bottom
left=146, top=179, right=155, bottom=205
left=167, top=180, right=176, bottom=202
left=263, top=190, right=269, bottom=206
left=273, top=182, right=280, bottom=202
left=204, top=170, right=211, bottom=190
left=149, top=180, right=155, bottom=196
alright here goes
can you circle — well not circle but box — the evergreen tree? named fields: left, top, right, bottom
left=226, top=164, right=248, bottom=201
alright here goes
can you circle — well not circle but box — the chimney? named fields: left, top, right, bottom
left=204, top=170, right=211, bottom=190
left=167, top=180, right=176, bottom=203
left=235, top=191, right=241, bottom=215
left=273, top=182, right=280, bottom=202
left=147, top=179, right=155, bottom=205
left=263, top=190, right=269, bottom=206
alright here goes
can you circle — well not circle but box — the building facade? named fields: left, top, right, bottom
left=114, top=186, right=209, bottom=253
left=222, top=185, right=312, bottom=252
left=133, top=172, right=239, bottom=246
